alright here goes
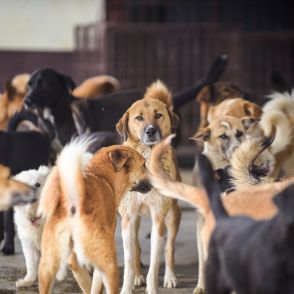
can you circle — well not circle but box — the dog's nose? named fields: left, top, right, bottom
left=145, top=126, right=157, bottom=138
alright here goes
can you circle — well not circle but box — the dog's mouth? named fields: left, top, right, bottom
left=141, top=125, right=162, bottom=146
left=131, top=180, right=152, bottom=194
left=11, top=190, right=37, bottom=206
left=29, top=215, right=42, bottom=226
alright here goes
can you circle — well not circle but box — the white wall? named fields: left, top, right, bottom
left=0, top=0, right=105, bottom=51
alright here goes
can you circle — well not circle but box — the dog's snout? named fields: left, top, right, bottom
left=145, top=126, right=157, bottom=138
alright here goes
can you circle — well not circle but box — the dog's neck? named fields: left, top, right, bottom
left=202, top=144, right=229, bottom=170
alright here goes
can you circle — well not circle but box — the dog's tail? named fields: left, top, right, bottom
left=229, top=132, right=275, bottom=188
left=198, top=154, right=228, bottom=220
left=149, top=135, right=209, bottom=215
left=7, top=110, right=38, bottom=131
left=260, top=91, right=294, bottom=155
left=38, top=136, right=94, bottom=219
left=173, top=54, right=228, bottom=109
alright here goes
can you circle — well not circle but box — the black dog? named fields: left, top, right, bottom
left=199, top=154, right=294, bottom=294
left=24, top=55, right=227, bottom=145
left=0, top=111, right=51, bottom=255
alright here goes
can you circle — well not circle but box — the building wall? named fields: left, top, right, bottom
left=0, top=0, right=105, bottom=51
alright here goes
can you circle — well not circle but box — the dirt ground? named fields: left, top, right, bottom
left=0, top=170, right=199, bottom=293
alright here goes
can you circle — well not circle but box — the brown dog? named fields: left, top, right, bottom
left=116, top=80, right=181, bottom=293
left=195, top=81, right=244, bottom=130
left=38, top=138, right=150, bottom=294
left=73, top=75, right=120, bottom=99
left=0, top=165, right=35, bottom=211
left=149, top=136, right=293, bottom=294
left=0, top=74, right=30, bottom=130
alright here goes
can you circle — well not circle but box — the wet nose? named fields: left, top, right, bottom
left=145, top=126, right=157, bottom=138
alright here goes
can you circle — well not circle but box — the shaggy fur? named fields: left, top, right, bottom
left=14, top=166, right=51, bottom=288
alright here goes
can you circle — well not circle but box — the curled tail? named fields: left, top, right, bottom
left=38, top=137, right=94, bottom=219
left=229, top=132, right=275, bottom=188
left=198, top=154, right=228, bottom=220
left=149, top=135, right=209, bottom=215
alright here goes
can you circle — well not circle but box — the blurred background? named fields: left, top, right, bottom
left=0, top=0, right=293, bottom=164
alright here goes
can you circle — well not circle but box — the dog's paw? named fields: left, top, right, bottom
left=193, top=287, right=205, bottom=294
left=134, top=274, right=145, bottom=287
left=163, top=276, right=177, bottom=288
left=16, top=278, right=35, bottom=288
left=0, top=246, right=14, bottom=255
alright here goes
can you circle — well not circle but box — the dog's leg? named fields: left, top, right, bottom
left=16, top=238, right=39, bottom=287
left=134, top=215, right=145, bottom=287
left=68, top=252, right=92, bottom=294
left=91, top=269, right=104, bottom=294
left=0, top=209, right=15, bottom=255
left=146, top=212, right=166, bottom=294
left=193, top=215, right=205, bottom=294
left=163, top=200, right=181, bottom=288
left=120, top=214, right=137, bottom=294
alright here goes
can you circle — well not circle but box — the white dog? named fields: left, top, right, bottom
left=13, top=166, right=50, bottom=288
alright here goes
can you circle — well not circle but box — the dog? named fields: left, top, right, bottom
left=115, top=80, right=182, bottom=293
left=200, top=154, right=294, bottom=294
left=0, top=74, right=30, bottom=130
left=0, top=165, right=36, bottom=211
left=37, top=137, right=150, bottom=294
left=148, top=136, right=294, bottom=293
left=73, top=75, right=120, bottom=99
left=13, top=166, right=51, bottom=288
left=23, top=55, right=227, bottom=144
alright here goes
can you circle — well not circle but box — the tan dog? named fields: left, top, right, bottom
left=0, top=165, right=35, bottom=211
left=116, top=80, right=181, bottom=293
left=195, top=82, right=244, bottom=129
left=0, top=73, right=30, bottom=130
left=73, top=75, right=120, bottom=99
left=38, top=138, right=150, bottom=294
left=149, top=136, right=293, bottom=294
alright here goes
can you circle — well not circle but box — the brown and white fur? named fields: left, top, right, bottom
left=0, top=165, right=36, bottom=211
left=148, top=136, right=294, bottom=294
left=116, top=80, right=181, bottom=293
left=13, top=166, right=51, bottom=288
left=38, top=137, right=149, bottom=294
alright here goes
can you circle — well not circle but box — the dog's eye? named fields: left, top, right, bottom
left=219, top=134, right=228, bottom=140
left=35, top=183, right=41, bottom=188
left=135, top=115, right=144, bottom=121
left=155, top=113, right=163, bottom=119
left=236, top=130, right=244, bottom=138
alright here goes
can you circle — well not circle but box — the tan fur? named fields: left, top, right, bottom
left=149, top=137, right=293, bottom=293
left=0, top=73, right=30, bottom=130
left=0, top=165, right=34, bottom=211
left=38, top=144, right=148, bottom=294
left=73, top=75, right=120, bottom=99
left=116, top=81, right=181, bottom=292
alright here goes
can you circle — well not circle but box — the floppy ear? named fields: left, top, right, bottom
left=242, top=117, right=260, bottom=130
left=0, top=165, right=11, bottom=180
left=58, top=73, right=76, bottom=92
left=273, top=184, right=294, bottom=224
left=108, top=149, right=130, bottom=172
left=243, top=102, right=262, bottom=118
left=116, top=112, right=129, bottom=141
left=190, top=128, right=211, bottom=141
left=166, top=107, right=180, bottom=132
left=4, top=79, right=16, bottom=100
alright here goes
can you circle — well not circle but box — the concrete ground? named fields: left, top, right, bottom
left=0, top=170, right=199, bottom=293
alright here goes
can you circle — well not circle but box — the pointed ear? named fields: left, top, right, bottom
left=190, top=128, right=211, bottom=141
left=243, top=102, right=262, bottom=118
left=273, top=184, right=294, bottom=224
left=0, top=165, right=11, bottom=180
left=108, top=149, right=130, bottom=172
left=4, top=79, right=16, bottom=100
left=242, top=116, right=260, bottom=130
left=116, top=112, right=129, bottom=140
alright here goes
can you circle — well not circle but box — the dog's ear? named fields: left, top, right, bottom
left=195, top=85, right=210, bottom=103
left=190, top=128, right=210, bottom=142
left=108, top=149, right=130, bottom=172
left=0, top=165, right=11, bottom=180
left=166, top=107, right=180, bottom=132
left=273, top=184, right=294, bottom=225
left=4, top=79, right=16, bottom=100
left=242, top=117, right=260, bottom=130
left=58, top=73, right=76, bottom=92
left=243, top=102, right=262, bottom=118
left=116, top=112, right=129, bottom=141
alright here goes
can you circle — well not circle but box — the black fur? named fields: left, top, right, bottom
left=199, top=155, right=294, bottom=294
left=270, top=70, right=291, bottom=93
left=24, top=55, right=227, bottom=145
